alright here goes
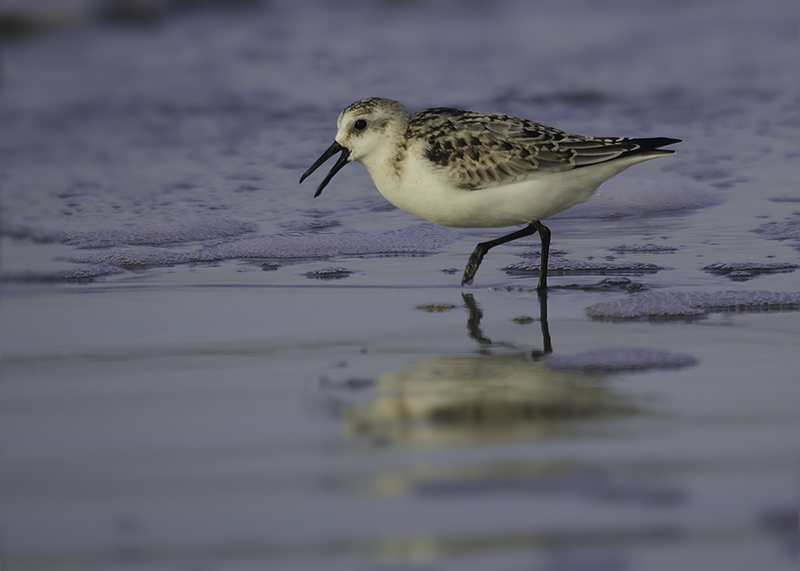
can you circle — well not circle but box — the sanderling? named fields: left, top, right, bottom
left=300, top=97, right=680, bottom=290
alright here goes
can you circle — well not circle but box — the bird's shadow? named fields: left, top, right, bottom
left=462, top=291, right=553, bottom=357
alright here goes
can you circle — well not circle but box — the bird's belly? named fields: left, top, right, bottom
left=375, top=174, right=600, bottom=228
left=370, top=155, right=651, bottom=228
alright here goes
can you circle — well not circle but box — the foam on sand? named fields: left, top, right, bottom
left=587, top=290, right=800, bottom=321
left=546, top=347, right=698, bottom=373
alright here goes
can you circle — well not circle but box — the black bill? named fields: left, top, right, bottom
left=299, top=141, right=351, bottom=198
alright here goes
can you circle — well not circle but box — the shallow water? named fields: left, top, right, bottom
left=2, top=1, right=800, bottom=570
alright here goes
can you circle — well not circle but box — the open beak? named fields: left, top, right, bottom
left=299, top=141, right=351, bottom=198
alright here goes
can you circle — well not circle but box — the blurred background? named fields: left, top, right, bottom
left=2, top=0, right=797, bottom=238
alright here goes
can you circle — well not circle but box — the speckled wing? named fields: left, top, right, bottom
left=408, top=108, right=679, bottom=190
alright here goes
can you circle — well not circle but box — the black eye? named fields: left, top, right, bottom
left=354, top=119, right=367, bottom=131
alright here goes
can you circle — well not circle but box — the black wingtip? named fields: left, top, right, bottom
left=641, top=137, right=682, bottom=151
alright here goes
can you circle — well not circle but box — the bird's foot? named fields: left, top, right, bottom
left=461, top=246, right=486, bottom=286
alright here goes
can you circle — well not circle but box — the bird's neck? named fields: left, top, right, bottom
left=359, top=134, right=408, bottom=188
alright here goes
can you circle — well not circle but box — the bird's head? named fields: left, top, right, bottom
left=300, top=97, right=410, bottom=197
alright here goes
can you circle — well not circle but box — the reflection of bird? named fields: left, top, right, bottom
left=345, top=355, right=633, bottom=447
left=301, top=97, right=680, bottom=290
left=461, top=292, right=551, bottom=355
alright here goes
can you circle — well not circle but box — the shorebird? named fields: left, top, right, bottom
left=300, top=97, right=680, bottom=290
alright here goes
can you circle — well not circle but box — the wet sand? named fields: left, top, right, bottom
left=4, top=222, right=800, bottom=570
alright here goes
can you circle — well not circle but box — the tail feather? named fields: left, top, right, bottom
left=570, top=136, right=681, bottom=170
left=631, top=137, right=681, bottom=154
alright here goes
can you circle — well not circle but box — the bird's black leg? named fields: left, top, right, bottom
left=531, top=220, right=551, bottom=292
left=461, top=223, right=541, bottom=286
